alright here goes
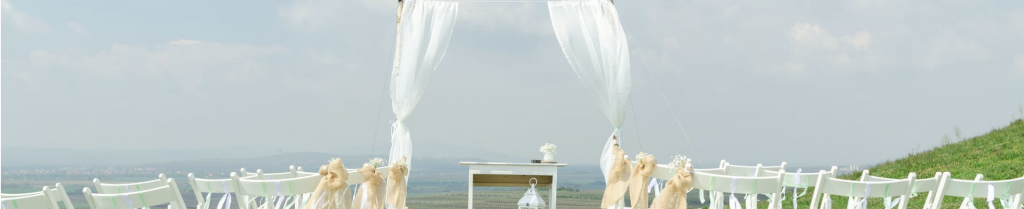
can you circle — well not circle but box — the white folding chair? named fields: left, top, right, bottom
left=760, top=166, right=838, bottom=209
left=931, top=172, right=1024, bottom=209
left=690, top=167, right=786, bottom=209
left=93, top=173, right=168, bottom=194
left=189, top=172, right=249, bottom=209
left=861, top=171, right=943, bottom=209
left=809, top=172, right=917, bottom=209
left=83, top=178, right=188, bottom=209
left=235, top=172, right=322, bottom=209
left=0, top=186, right=62, bottom=209
left=1, top=183, right=75, bottom=209
left=695, top=161, right=786, bottom=208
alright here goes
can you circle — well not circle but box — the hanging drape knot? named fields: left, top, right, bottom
left=601, top=138, right=632, bottom=208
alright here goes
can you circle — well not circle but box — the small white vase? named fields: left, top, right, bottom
left=543, top=153, right=555, bottom=163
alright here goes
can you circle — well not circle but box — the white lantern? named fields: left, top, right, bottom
left=517, top=178, right=547, bottom=209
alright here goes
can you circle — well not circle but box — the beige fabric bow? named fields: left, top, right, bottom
left=386, top=156, right=409, bottom=209
left=601, top=139, right=633, bottom=208
left=304, top=159, right=350, bottom=209
left=650, top=166, right=693, bottom=209
left=351, top=164, right=385, bottom=209
left=629, top=154, right=657, bottom=209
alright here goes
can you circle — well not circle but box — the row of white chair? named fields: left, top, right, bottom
left=0, top=165, right=330, bottom=209
left=189, top=165, right=390, bottom=209
left=0, top=184, right=75, bottom=209
left=645, top=160, right=1024, bottom=209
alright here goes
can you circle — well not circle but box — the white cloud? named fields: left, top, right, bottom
left=781, top=23, right=878, bottom=72
left=791, top=24, right=873, bottom=52
left=169, top=39, right=202, bottom=45
left=66, top=22, right=89, bottom=36
left=789, top=23, right=839, bottom=50
left=844, top=32, right=872, bottom=51
left=2, top=0, right=50, bottom=33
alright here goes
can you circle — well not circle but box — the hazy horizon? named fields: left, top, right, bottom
left=4, top=0, right=1024, bottom=167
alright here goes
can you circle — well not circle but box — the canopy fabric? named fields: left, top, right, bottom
left=384, top=0, right=631, bottom=193
left=548, top=0, right=632, bottom=179
left=388, top=0, right=460, bottom=169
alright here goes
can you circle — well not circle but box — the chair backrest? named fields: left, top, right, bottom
left=253, top=165, right=305, bottom=180
left=722, top=162, right=787, bottom=177
left=932, top=172, right=1024, bottom=207
left=235, top=172, right=321, bottom=209
left=0, top=186, right=61, bottom=209
left=189, top=172, right=248, bottom=209
left=84, top=178, right=187, bottom=209
left=93, top=173, right=168, bottom=194
left=809, top=172, right=917, bottom=209
left=860, top=171, right=944, bottom=209
left=761, top=166, right=838, bottom=188
left=862, top=171, right=943, bottom=195
left=47, top=183, right=75, bottom=209
left=296, top=166, right=320, bottom=176
left=692, top=159, right=727, bottom=175
left=236, top=172, right=321, bottom=197
left=691, top=169, right=786, bottom=195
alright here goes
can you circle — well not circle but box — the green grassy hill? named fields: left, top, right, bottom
left=780, top=119, right=1024, bottom=209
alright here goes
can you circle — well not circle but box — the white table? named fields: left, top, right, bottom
left=459, top=162, right=568, bottom=209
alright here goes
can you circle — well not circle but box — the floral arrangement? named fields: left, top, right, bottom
left=539, top=143, right=557, bottom=155
left=368, top=157, right=385, bottom=168
left=635, top=152, right=649, bottom=164
left=394, top=157, right=408, bottom=170
left=668, top=154, right=688, bottom=172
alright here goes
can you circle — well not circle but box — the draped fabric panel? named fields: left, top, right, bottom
left=388, top=0, right=459, bottom=170
left=547, top=0, right=632, bottom=179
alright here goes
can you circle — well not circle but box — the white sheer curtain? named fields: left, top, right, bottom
left=548, top=0, right=632, bottom=179
left=388, top=0, right=459, bottom=168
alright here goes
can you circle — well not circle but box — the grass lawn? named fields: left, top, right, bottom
left=765, top=119, right=1024, bottom=209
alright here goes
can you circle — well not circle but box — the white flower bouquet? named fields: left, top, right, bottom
left=394, top=157, right=408, bottom=170
left=367, top=157, right=385, bottom=168
left=668, top=154, right=688, bottom=172
left=539, top=143, right=557, bottom=155
left=635, top=152, right=649, bottom=164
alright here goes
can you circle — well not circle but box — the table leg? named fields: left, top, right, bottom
left=468, top=172, right=473, bottom=209
left=551, top=174, right=557, bottom=209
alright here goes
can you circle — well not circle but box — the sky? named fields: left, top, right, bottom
left=3, top=0, right=1023, bottom=168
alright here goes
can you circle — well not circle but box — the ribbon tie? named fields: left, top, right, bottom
left=352, top=164, right=385, bottom=209
left=303, top=158, right=350, bottom=209
left=628, top=153, right=657, bottom=209
left=650, top=165, right=693, bottom=209
left=729, top=179, right=742, bottom=209
left=387, top=156, right=410, bottom=209
left=217, top=181, right=232, bottom=209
